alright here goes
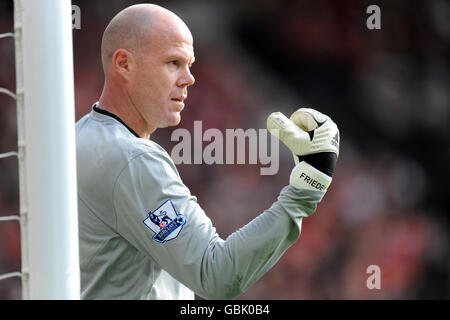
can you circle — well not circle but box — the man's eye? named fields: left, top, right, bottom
left=170, top=60, right=179, bottom=66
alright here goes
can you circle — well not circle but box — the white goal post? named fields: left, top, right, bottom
left=13, top=0, right=80, bottom=299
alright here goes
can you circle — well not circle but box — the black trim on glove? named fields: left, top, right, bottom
left=297, top=152, right=337, bottom=177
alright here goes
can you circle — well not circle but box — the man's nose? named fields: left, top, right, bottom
left=177, top=68, right=195, bottom=87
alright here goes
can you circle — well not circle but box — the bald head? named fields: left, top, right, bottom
left=98, top=3, right=195, bottom=137
left=101, top=4, right=192, bottom=74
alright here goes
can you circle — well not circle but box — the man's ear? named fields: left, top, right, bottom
left=112, top=48, right=133, bottom=81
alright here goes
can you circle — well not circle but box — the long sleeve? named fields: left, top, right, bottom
left=113, top=149, right=325, bottom=299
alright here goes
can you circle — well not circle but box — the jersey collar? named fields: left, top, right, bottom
left=92, top=102, right=140, bottom=138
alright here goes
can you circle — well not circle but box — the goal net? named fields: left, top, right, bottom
left=0, top=0, right=79, bottom=299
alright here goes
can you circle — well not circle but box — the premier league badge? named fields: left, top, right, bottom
left=143, top=199, right=186, bottom=243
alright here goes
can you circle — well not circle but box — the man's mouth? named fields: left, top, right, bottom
left=171, top=96, right=186, bottom=103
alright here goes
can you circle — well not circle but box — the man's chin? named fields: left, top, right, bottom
left=172, top=118, right=181, bottom=127
left=160, top=113, right=181, bottom=128
left=171, top=112, right=182, bottom=126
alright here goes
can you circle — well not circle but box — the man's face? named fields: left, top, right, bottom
left=130, top=22, right=195, bottom=131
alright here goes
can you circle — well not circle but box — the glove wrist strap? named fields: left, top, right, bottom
left=296, top=152, right=337, bottom=177
left=290, top=161, right=332, bottom=192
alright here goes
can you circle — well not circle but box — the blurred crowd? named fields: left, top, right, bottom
left=0, top=0, right=449, bottom=299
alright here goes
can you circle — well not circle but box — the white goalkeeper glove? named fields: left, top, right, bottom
left=267, top=108, right=340, bottom=192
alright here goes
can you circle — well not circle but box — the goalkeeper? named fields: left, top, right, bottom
left=76, top=3, right=340, bottom=300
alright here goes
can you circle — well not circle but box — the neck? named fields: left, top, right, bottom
left=98, top=82, right=154, bottom=139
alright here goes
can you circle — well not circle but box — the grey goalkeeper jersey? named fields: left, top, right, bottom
left=75, top=104, right=325, bottom=300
